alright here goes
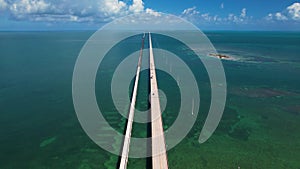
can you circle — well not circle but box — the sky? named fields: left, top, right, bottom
left=0, top=0, right=300, bottom=30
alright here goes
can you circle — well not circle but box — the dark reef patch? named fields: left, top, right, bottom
left=228, top=126, right=252, bottom=141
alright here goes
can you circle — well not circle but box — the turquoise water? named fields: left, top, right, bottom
left=0, top=31, right=300, bottom=168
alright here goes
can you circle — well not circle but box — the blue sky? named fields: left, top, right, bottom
left=0, top=0, right=300, bottom=30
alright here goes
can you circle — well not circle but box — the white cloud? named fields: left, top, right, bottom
left=265, top=2, right=300, bottom=22
left=9, top=0, right=52, bottom=15
left=182, top=6, right=199, bottom=16
left=7, top=0, right=94, bottom=22
left=181, top=6, right=250, bottom=25
left=275, top=12, right=288, bottom=21
left=240, top=8, right=246, bottom=18
left=70, top=15, right=78, bottom=21
left=213, top=15, right=218, bottom=21
left=287, top=2, right=300, bottom=20
left=33, top=14, right=89, bottom=22
left=220, top=3, right=224, bottom=9
left=227, top=13, right=239, bottom=22
left=2, top=0, right=160, bottom=23
left=0, top=0, right=8, bottom=10
left=201, top=13, right=211, bottom=21
left=265, top=13, right=273, bottom=21
left=146, top=8, right=161, bottom=17
left=98, top=0, right=127, bottom=16
left=129, top=0, right=144, bottom=13
left=225, top=8, right=249, bottom=23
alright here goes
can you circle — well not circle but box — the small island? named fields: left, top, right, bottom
left=209, top=53, right=232, bottom=60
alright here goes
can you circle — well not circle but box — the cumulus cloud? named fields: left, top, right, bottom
left=181, top=6, right=250, bottom=25
left=287, top=2, right=300, bottom=20
left=227, top=13, right=239, bottom=22
left=1, top=0, right=160, bottom=23
left=0, top=0, right=8, bottom=10
left=182, top=6, right=199, bottom=16
left=265, top=12, right=288, bottom=21
left=99, top=0, right=127, bottom=16
left=145, top=8, right=161, bottom=17
left=275, top=12, right=288, bottom=21
left=201, top=13, right=211, bottom=21
left=129, top=0, right=144, bottom=13
left=266, top=2, right=300, bottom=21
left=9, top=0, right=52, bottom=15
left=226, top=8, right=250, bottom=23
left=240, top=8, right=246, bottom=18
left=5, top=0, right=98, bottom=22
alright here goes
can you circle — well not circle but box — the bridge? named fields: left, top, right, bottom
left=119, top=33, right=169, bottom=169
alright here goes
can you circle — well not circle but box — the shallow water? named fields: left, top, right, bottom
left=0, top=31, right=299, bottom=168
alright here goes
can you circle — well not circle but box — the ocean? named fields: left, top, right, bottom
left=0, top=31, right=299, bottom=169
